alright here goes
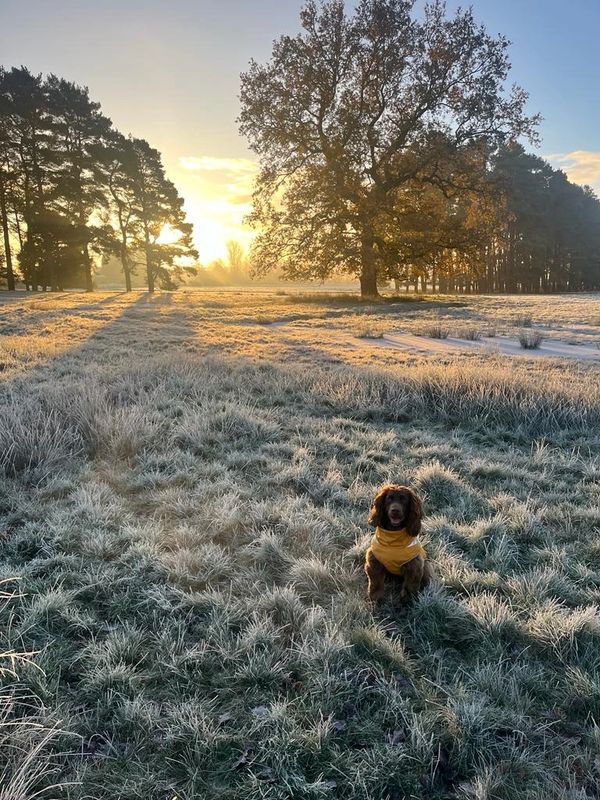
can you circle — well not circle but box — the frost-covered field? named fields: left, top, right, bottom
left=2, top=290, right=600, bottom=800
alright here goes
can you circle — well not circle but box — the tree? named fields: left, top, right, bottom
left=103, top=132, right=143, bottom=291
left=240, top=0, right=538, bottom=297
left=485, top=144, right=600, bottom=293
left=0, top=67, right=197, bottom=292
left=129, top=138, right=198, bottom=292
left=0, top=67, right=57, bottom=289
left=0, top=155, right=16, bottom=290
left=46, top=75, right=113, bottom=291
left=225, top=239, right=249, bottom=282
left=0, top=71, right=17, bottom=290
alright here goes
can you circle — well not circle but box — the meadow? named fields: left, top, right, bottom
left=1, top=289, right=600, bottom=800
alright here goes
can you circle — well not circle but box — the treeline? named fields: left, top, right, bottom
left=410, top=145, right=600, bottom=295
left=0, top=67, right=197, bottom=292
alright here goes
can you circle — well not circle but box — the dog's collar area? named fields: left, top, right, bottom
left=374, top=526, right=418, bottom=545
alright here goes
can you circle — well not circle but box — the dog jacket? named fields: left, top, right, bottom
left=370, top=526, right=426, bottom=575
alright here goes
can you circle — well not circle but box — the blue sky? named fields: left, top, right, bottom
left=1, top=0, right=598, bottom=259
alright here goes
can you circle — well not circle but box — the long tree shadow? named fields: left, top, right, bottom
left=0, top=291, right=197, bottom=395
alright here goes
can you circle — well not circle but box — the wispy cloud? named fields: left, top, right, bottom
left=180, top=156, right=258, bottom=175
left=546, top=150, right=600, bottom=193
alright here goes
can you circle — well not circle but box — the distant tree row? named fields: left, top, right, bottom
left=0, top=67, right=197, bottom=292
left=240, top=0, right=600, bottom=296
left=389, top=144, right=600, bottom=295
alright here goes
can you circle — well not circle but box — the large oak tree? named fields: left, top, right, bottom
left=239, top=0, right=539, bottom=297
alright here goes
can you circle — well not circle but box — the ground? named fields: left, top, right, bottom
left=1, top=289, right=600, bottom=800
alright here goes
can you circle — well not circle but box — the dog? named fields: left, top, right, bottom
left=364, top=483, right=431, bottom=606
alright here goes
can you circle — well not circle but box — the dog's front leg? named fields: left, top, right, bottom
left=365, top=550, right=387, bottom=606
left=399, top=557, right=425, bottom=605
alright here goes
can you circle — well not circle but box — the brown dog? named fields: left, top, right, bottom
left=364, top=484, right=431, bottom=606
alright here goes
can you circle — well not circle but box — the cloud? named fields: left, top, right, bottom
left=179, top=156, right=258, bottom=175
left=546, top=150, right=600, bottom=193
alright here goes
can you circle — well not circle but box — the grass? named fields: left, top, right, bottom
left=354, top=324, right=385, bottom=339
left=514, top=315, right=533, bottom=328
left=284, top=292, right=427, bottom=306
left=1, top=290, right=600, bottom=799
left=0, top=578, right=74, bottom=800
left=417, top=323, right=450, bottom=339
left=518, top=330, right=544, bottom=350
left=456, top=327, right=482, bottom=341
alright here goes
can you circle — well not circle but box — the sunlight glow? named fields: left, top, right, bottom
left=156, top=224, right=182, bottom=245
left=172, top=154, right=259, bottom=263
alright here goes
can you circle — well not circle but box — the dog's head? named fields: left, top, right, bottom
left=368, top=484, right=423, bottom=536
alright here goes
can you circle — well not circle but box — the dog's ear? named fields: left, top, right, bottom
left=405, top=489, right=423, bottom=536
left=368, top=486, right=389, bottom=528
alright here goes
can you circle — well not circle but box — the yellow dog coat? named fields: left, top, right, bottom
left=370, top=526, right=426, bottom=575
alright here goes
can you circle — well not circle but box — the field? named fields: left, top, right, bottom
left=1, top=289, right=600, bottom=800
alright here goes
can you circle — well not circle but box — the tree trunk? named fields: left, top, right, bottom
left=146, top=261, right=155, bottom=294
left=142, top=220, right=155, bottom=293
left=0, top=171, right=15, bottom=290
left=83, top=244, right=93, bottom=292
left=359, top=232, right=378, bottom=298
left=120, top=241, right=132, bottom=292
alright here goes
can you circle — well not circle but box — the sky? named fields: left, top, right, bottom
left=1, top=0, right=599, bottom=262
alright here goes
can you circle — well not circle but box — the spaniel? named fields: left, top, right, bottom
left=365, top=484, right=431, bottom=606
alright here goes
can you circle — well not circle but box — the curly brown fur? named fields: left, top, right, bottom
left=365, top=484, right=431, bottom=607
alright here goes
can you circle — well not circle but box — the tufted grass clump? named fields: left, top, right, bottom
left=354, top=323, right=385, bottom=339
left=519, top=330, right=544, bottom=349
left=417, top=322, right=450, bottom=339
left=515, top=314, right=533, bottom=328
left=457, top=327, right=482, bottom=341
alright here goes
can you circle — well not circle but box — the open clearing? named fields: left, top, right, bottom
left=2, top=290, right=600, bottom=800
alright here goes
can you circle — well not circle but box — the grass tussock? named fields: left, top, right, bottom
left=417, top=322, right=450, bottom=339
left=519, top=330, right=544, bottom=349
left=354, top=324, right=385, bottom=339
left=514, top=314, right=533, bottom=328
left=456, top=327, right=482, bottom=341
left=1, top=291, right=599, bottom=799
